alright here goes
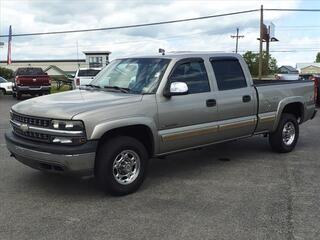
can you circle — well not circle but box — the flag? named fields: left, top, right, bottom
left=7, top=25, right=12, bottom=65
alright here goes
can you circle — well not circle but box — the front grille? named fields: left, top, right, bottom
left=11, top=112, right=50, bottom=127
left=11, top=111, right=51, bottom=142
left=13, top=125, right=50, bottom=143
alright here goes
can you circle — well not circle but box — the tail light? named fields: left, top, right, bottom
left=15, top=76, right=20, bottom=85
left=311, top=77, right=317, bottom=104
left=76, top=78, right=80, bottom=86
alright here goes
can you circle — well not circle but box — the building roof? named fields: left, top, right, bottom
left=0, top=59, right=85, bottom=63
left=83, top=51, right=111, bottom=55
left=300, top=65, right=320, bottom=70
left=279, top=65, right=298, bottom=72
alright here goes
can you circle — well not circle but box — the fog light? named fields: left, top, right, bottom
left=52, top=137, right=73, bottom=144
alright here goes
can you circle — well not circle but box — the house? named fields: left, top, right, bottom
left=278, top=65, right=299, bottom=74
left=296, top=63, right=320, bottom=74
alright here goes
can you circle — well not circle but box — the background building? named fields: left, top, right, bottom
left=278, top=65, right=299, bottom=74
left=0, top=51, right=111, bottom=78
left=296, top=63, right=320, bottom=74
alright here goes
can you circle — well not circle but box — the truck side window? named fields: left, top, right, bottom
left=170, top=61, right=210, bottom=94
left=211, top=59, right=247, bottom=91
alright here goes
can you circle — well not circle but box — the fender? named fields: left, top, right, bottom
left=273, top=96, right=305, bottom=131
left=89, top=116, right=159, bottom=153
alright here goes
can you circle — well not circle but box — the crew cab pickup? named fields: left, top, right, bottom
left=5, top=52, right=317, bottom=196
left=12, top=67, right=51, bottom=99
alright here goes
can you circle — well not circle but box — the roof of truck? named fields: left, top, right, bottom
left=119, top=51, right=241, bottom=60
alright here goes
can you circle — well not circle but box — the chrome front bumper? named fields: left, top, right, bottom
left=5, top=131, right=96, bottom=176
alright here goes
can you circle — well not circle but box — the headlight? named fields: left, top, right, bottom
left=51, top=120, right=84, bottom=131
left=50, top=120, right=86, bottom=145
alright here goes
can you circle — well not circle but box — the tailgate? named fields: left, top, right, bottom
left=17, top=75, right=50, bottom=86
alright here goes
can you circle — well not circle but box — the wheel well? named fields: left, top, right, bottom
left=97, top=125, right=154, bottom=157
left=282, top=102, right=304, bottom=122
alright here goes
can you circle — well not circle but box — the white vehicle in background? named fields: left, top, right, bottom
left=73, top=68, right=101, bottom=88
left=0, top=76, right=13, bottom=94
left=275, top=66, right=300, bottom=81
left=275, top=73, right=300, bottom=81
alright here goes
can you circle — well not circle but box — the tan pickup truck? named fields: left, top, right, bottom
left=5, top=52, right=317, bottom=195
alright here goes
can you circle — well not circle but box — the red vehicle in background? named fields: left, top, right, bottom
left=310, top=75, right=320, bottom=106
left=12, top=67, right=51, bottom=100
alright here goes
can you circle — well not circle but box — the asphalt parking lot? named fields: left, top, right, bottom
left=0, top=94, right=319, bottom=240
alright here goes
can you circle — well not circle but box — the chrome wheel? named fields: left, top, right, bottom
left=112, top=150, right=141, bottom=185
left=282, top=122, right=296, bottom=146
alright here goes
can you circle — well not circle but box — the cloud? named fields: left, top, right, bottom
left=1, top=0, right=312, bottom=66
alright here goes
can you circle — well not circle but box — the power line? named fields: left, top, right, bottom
left=265, top=8, right=320, bottom=12
left=0, top=9, right=259, bottom=38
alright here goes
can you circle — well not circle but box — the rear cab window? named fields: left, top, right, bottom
left=78, top=69, right=100, bottom=77
left=169, top=58, right=210, bottom=94
left=210, top=58, right=247, bottom=91
left=16, top=68, right=46, bottom=76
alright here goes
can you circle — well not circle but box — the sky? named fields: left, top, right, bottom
left=0, top=0, right=320, bottom=66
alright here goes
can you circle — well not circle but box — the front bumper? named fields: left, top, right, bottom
left=5, top=130, right=97, bottom=176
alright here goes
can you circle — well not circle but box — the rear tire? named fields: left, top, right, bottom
left=95, top=136, right=149, bottom=196
left=269, top=113, right=299, bottom=153
left=0, top=89, right=5, bottom=95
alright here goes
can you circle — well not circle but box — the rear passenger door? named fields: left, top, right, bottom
left=210, top=57, right=257, bottom=139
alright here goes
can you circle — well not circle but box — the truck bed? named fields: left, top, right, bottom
left=253, top=79, right=312, bottom=86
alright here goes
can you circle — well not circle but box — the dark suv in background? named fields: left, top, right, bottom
left=13, top=67, right=51, bottom=100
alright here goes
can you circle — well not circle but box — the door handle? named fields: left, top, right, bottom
left=206, top=99, right=216, bottom=107
left=242, top=95, right=251, bottom=102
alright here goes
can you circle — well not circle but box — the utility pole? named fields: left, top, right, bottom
left=231, top=28, right=244, bottom=53
left=258, top=5, right=264, bottom=80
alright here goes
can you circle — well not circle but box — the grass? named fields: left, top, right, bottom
left=50, top=85, right=72, bottom=94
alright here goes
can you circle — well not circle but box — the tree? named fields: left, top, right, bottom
left=0, top=67, right=14, bottom=80
left=316, top=52, right=320, bottom=63
left=242, top=51, right=278, bottom=77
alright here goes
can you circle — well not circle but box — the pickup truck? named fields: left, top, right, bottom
left=73, top=68, right=101, bottom=88
left=12, top=67, right=51, bottom=99
left=5, top=52, right=317, bottom=196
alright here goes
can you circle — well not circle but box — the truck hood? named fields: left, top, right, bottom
left=12, top=89, right=143, bottom=119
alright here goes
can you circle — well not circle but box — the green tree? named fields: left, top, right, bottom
left=242, top=51, right=278, bottom=77
left=0, top=67, right=14, bottom=80
left=316, top=52, right=320, bottom=63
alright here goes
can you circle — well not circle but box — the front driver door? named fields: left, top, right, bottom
left=156, top=58, right=219, bottom=153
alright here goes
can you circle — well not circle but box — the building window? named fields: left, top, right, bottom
left=89, top=56, right=103, bottom=68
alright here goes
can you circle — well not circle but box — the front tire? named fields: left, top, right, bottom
left=16, top=92, right=22, bottom=100
left=95, top=136, right=149, bottom=196
left=269, top=113, right=299, bottom=153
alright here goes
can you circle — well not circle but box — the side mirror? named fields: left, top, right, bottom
left=164, top=82, right=188, bottom=97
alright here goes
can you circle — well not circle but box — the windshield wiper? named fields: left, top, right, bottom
left=84, top=84, right=101, bottom=88
left=104, top=85, right=130, bottom=93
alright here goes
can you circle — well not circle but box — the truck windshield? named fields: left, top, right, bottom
left=91, top=58, right=171, bottom=94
